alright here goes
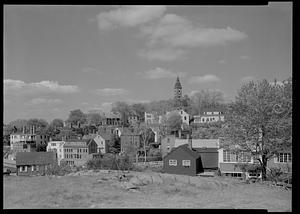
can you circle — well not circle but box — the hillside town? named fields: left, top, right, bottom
left=3, top=76, right=292, bottom=186
left=4, top=4, right=292, bottom=210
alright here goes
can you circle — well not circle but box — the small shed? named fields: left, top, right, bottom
left=16, top=152, right=57, bottom=176
left=193, top=147, right=219, bottom=170
left=163, top=144, right=204, bottom=176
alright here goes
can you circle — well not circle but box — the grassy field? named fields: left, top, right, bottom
left=3, top=171, right=292, bottom=210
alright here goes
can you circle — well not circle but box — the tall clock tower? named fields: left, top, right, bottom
left=174, top=76, right=182, bottom=104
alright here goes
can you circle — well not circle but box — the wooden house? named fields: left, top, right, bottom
left=16, top=151, right=57, bottom=176
left=163, top=144, right=204, bottom=176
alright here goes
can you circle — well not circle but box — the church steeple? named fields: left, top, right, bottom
left=174, top=76, right=182, bottom=102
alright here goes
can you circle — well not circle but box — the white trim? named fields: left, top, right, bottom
left=182, top=160, right=191, bottom=166
left=169, top=159, right=177, bottom=166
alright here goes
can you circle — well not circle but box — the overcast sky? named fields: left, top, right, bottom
left=4, top=3, right=292, bottom=123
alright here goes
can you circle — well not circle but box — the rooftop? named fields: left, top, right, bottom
left=16, top=151, right=56, bottom=166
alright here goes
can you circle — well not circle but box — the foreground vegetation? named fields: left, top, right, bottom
left=4, top=170, right=291, bottom=210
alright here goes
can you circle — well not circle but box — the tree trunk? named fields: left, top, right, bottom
left=144, top=141, right=146, bottom=163
left=261, top=154, right=268, bottom=181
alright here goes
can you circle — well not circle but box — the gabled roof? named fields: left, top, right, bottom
left=120, top=127, right=140, bottom=136
left=167, top=144, right=201, bottom=160
left=64, top=139, right=92, bottom=147
left=192, top=139, right=219, bottom=148
left=98, top=132, right=111, bottom=140
left=16, top=152, right=56, bottom=166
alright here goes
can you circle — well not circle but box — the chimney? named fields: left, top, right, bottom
left=22, top=126, right=25, bottom=134
left=32, top=126, right=35, bottom=135
left=187, top=134, right=192, bottom=150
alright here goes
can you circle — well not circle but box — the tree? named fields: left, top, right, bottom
left=136, top=124, right=155, bottom=163
left=130, top=103, right=146, bottom=122
left=108, top=134, right=121, bottom=154
left=166, top=112, right=182, bottom=133
left=111, top=101, right=132, bottom=125
left=50, top=118, right=64, bottom=129
left=190, top=89, right=225, bottom=115
left=8, top=119, right=29, bottom=132
left=221, top=79, right=292, bottom=180
left=67, top=109, right=87, bottom=127
left=86, top=113, right=103, bottom=126
left=27, top=118, right=49, bottom=134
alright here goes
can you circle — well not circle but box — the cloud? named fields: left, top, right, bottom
left=240, top=55, right=251, bottom=60
left=138, top=67, right=186, bottom=79
left=188, top=74, right=221, bottom=84
left=141, top=13, right=247, bottom=48
left=218, top=59, right=226, bottom=64
left=4, top=79, right=80, bottom=95
left=94, top=88, right=129, bottom=96
left=138, top=48, right=186, bottom=61
left=240, top=76, right=255, bottom=84
left=96, top=6, right=166, bottom=30
left=25, top=98, right=62, bottom=106
left=82, top=67, right=102, bottom=74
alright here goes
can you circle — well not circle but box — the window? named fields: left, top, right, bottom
left=32, top=165, right=37, bottom=171
left=225, top=173, right=242, bottom=178
left=202, top=118, right=205, bottom=122
left=182, top=160, right=191, bottom=167
left=248, top=173, right=261, bottom=178
left=184, top=116, right=187, bottom=120
left=276, top=153, right=292, bottom=163
left=169, top=159, right=177, bottom=166
left=239, top=152, right=251, bottom=163
left=23, top=144, right=27, bottom=149
left=20, top=166, right=27, bottom=172
left=223, top=150, right=231, bottom=162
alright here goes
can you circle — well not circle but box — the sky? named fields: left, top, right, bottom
left=4, top=3, right=292, bottom=123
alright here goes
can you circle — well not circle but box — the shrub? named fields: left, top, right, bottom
left=267, top=167, right=284, bottom=183
left=86, top=154, right=134, bottom=171
left=45, top=162, right=72, bottom=176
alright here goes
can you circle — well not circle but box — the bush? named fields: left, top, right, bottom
left=267, top=167, right=284, bottom=183
left=45, top=162, right=72, bottom=176
left=86, top=154, right=134, bottom=171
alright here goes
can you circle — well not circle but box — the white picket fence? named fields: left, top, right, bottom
left=134, top=161, right=163, bottom=168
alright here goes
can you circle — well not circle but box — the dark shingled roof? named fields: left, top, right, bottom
left=16, top=152, right=56, bottom=166
left=169, top=144, right=201, bottom=159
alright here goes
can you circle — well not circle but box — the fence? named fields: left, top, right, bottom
left=134, top=161, right=163, bottom=168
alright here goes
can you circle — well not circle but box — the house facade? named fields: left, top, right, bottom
left=145, top=112, right=155, bottom=124
left=218, top=148, right=256, bottom=178
left=10, top=126, right=50, bottom=153
left=120, top=130, right=141, bottom=156
left=16, top=151, right=57, bottom=176
left=193, top=109, right=225, bottom=124
left=46, top=141, right=65, bottom=165
left=83, top=133, right=110, bottom=153
left=63, top=139, right=98, bottom=166
left=128, top=114, right=139, bottom=126
left=163, top=144, right=204, bottom=176
left=101, top=112, right=122, bottom=126
left=267, top=151, right=292, bottom=173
